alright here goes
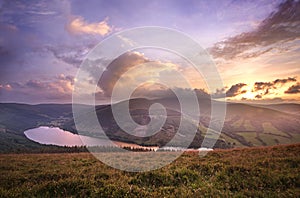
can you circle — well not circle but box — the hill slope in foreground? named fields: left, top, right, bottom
left=0, top=144, right=299, bottom=197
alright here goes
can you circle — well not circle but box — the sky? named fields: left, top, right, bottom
left=0, top=0, right=299, bottom=104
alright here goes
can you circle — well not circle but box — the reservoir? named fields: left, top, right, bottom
left=24, top=126, right=114, bottom=147
left=24, top=127, right=210, bottom=151
left=24, top=126, right=158, bottom=150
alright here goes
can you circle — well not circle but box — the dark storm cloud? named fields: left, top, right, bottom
left=285, top=83, right=300, bottom=94
left=210, top=0, right=300, bottom=60
left=225, top=83, right=247, bottom=97
left=97, top=52, right=149, bottom=96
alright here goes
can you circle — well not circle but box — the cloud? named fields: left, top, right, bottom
left=75, top=52, right=151, bottom=99
left=285, top=83, right=300, bottom=94
left=0, top=84, right=12, bottom=91
left=82, top=51, right=196, bottom=100
left=132, top=83, right=210, bottom=99
left=237, top=97, right=285, bottom=104
left=25, top=80, right=45, bottom=89
left=47, top=44, right=94, bottom=67
left=253, top=82, right=274, bottom=92
left=212, top=87, right=227, bottom=98
left=253, top=77, right=297, bottom=92
left=210, top=0, right=300, bottom=60
left=24, top=75, right=75, bottom=95
left=96, top=52, right=150, bottom=96
left=0, top=0, right=114, bottom=85
left=249, top=77, right=298, bottom=99
left=0, top=74, right=75, bottom=103
left=274, top=77, right=297, bottom=84
left=51, top=74, right=75, bottom=94
left=66, top=16, right=112, bottom=36
left=85, top=52, right=185, bottom=98
left=0, top=22, right=28, bottom=82
left=226, top=83, right=247, bottom=97
left=0, top=0, right=81, bottom=84
left=255, top=94, right=262, bottom=99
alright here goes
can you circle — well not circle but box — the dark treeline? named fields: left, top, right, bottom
left=122, top=146, right=156, bottom=152
left=0, top=145, right=158, bottom=154
left=0, top=145, right=88, bottom=154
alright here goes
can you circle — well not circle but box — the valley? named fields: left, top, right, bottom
left=0, top=99, right=299, bottom=152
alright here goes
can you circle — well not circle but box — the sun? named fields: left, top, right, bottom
left=241, top=90, right=256, bottom=100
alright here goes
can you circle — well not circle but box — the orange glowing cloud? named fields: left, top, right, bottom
left=66, top=16, right=112, bottom=36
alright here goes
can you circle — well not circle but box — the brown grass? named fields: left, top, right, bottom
left=0, top=144, right=299, bottom=197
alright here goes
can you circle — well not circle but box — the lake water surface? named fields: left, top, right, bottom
left=24, top=126, right=208, bottom=151
left=24, top=126, right=114, bottom=147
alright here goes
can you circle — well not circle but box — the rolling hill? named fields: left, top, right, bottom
left=0, top=98, right=300, bottom=152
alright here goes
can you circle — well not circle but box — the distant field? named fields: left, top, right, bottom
left=0, top=144, right=299, bottom=197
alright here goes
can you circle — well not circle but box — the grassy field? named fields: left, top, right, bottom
left=0, top=144, right=299, bottom=197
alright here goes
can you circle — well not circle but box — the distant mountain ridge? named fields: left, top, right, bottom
left=0, top=98, right=300, bottom=152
